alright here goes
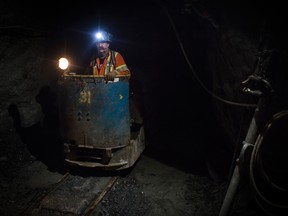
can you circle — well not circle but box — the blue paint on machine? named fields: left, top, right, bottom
left=57, top=75, right=145, bottom=169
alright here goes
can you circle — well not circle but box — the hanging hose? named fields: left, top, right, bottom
left=250, top=110, right=288, bottom=215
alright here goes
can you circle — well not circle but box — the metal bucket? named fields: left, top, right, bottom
left=57, top=75, right=130, bottom=149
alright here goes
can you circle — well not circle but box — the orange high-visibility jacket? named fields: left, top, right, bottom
left=90, top=50, right=130, bottom=76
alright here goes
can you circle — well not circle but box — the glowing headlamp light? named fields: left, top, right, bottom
left=94, top=31, right=111, bottom=43
left=95, top=32, right=104, bottom=40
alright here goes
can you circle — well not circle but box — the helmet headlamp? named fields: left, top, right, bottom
left=94, top=31, right=111, bottom=43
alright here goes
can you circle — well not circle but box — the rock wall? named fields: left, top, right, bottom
left=0, top=29, right=50, bottom=131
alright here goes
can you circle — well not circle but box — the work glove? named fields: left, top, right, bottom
left=105, top=70, right=118, bottom=81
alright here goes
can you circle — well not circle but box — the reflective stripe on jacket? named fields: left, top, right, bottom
left=91, top=50, right=130, bottom=76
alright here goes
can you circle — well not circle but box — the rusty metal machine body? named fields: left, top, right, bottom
left=57, top=74, right=145, bottom=170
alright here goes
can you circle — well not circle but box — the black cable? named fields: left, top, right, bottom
left=160, top=2, right=257, bottom=108
left=250, top=111, right=288, bottom=215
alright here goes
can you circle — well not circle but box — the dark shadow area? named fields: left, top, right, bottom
left=141, top=89, right=233, bottom=184
left=34, top=85, right=64, bottom=171
left=8, top=85, right=65, bottom=173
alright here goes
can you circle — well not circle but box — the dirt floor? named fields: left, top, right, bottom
left=0, top=129, right=267, bottom=216
left=95, top=154, right=226, bottom=216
